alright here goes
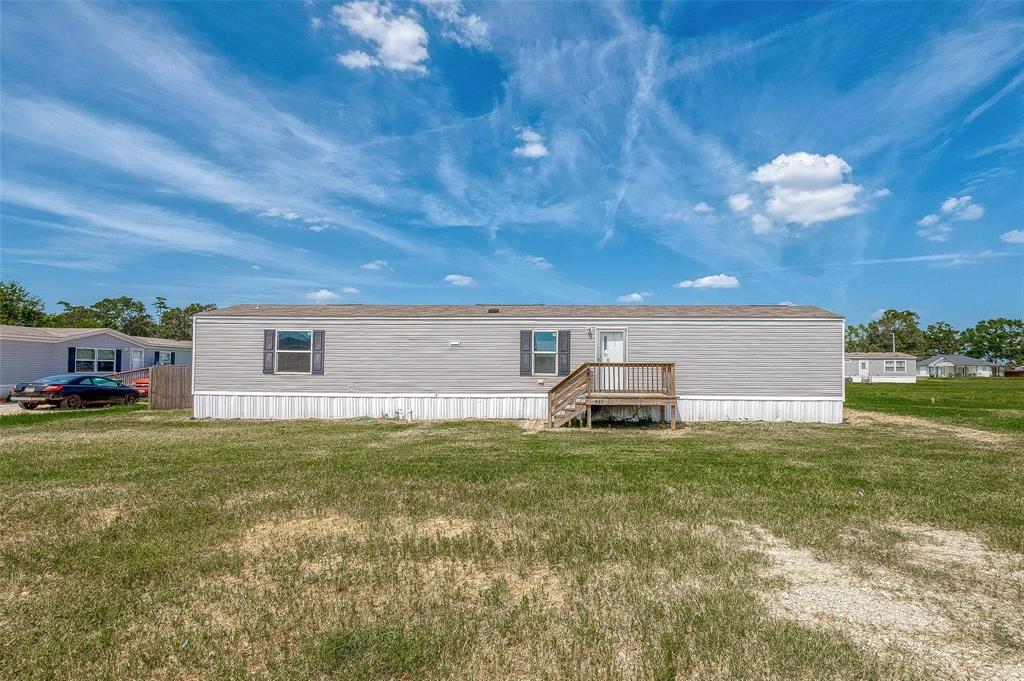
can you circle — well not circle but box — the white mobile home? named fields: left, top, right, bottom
left=192, top=304, right=845, bottom=425
left=0, top=325, right=192, bottom=392
left=918, top=354, right=1003, bottom=377
left=844, top=352, right=917, bottom=383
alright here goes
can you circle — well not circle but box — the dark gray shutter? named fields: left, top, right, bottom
left=263, top=330, right=276, bottom=374
left=154, top=351, right=160, bottom=365
left=170, top=352, right=175, bottom=365
left=115, top=349, right=122, bottom=372
left=311, top=330, right=325, bottom=375
left=67, top=347, right=76, bottom=373
left=519, top=330, right=532, bottom=376
left=557, top=330, right=570, bottom=376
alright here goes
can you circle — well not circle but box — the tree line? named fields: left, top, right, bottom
left=0, top=280, right=216, bottom=341
left=845, top=309, right=1024, bottom=366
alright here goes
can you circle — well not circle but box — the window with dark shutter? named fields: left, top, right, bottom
left=311, top=330, right=325, bottom=375
left=263, top=329, right=276, bottom=374
left=519, top=330, right=532, bottom=376
left=557, top=330, right=570, bottom=376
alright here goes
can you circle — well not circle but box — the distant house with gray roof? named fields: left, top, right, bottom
left=0, top=325, right=192, bottom=392
left=844, top=352, right=917, bottom=383
left=917, top=354, right=1003, bottom=378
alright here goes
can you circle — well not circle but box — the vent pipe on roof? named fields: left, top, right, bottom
left=487, top=307, right=499, bottom=313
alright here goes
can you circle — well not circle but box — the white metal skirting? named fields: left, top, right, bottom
left=193, top=392, right=843, bottom=424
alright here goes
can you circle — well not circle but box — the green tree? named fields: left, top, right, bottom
left=89, top=297, right=155, bottom=336
left=47, top=301, right=104, bottom=329
left=958, top=318, right=1024, bottom=365
left=860, top=309, right=926, bottom=355
left=922, top=321, right=961, bottom=356
left=154, top=297, right=217, bottom=340
left=0, top=280, right=47, bottom=326
left=844, top=323, right=869, bottom=352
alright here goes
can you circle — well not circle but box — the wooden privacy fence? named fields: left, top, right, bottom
left=149, top=365, right=192, bottom=410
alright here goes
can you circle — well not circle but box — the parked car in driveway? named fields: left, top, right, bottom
left=7, top=374, right=141, bottom=410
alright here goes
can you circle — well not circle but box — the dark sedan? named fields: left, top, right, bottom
left=8, top=374, right=141, bottom=410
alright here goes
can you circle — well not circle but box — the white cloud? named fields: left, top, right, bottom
left=750, top=152, right=864, bottom=226
left=342, top=286, right=360, bottom=294
left=308, top=224, right=327, bottom=233
left=676, top=273, right=740, bottom=289
left=419, top=0, right=488, bottom=48
left=495, top=249, right=552, bottom=269
left=444, top=273, right=475, bottom=286
left=617, top=291, right=651, bottom=303
left=727, top=193, right=751, bottom=213
left=693, top=201, right=714, bottom=213
left=336, top=50, right=378, bottom=69
left=916, top=196, right=985, bottom=241
left=873, top=188, right=892, bottom=198
left=940, top=195, right=984, bottom=220
left=870, top=308, right=886, bottom=320
left=251, top=265, right=261, bottom=270
left=333, top=1, right=429, bottom=74
left=360, top=259, right=389, bottom=270
left=777, top=301, right=795, bottom=306
left=513, top=128, right=549, bottom=158
left=1001, top=229, right=1024, bottom=244
left=303, top=289, right=340, bottom=302
left=310, top=17, right=323, bottom=30
left=750, top=213, right=780, bottom=235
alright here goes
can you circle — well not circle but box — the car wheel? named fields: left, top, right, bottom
left=62, top=394, right=84, bottom=409
left=124, top=394, right=138, bottom=405
left=18, top=402, right=37, bottom=410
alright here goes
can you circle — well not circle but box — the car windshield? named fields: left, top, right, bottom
left=34, top=374, right=79, bottom=385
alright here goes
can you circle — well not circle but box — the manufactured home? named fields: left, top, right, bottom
left=918, top=354, right=1003, bottom=377
left=844, top=352, right=917, bottom=383
left=0, top=325, right=192, bottom=393
left=192, top=304, right=845, bottom=425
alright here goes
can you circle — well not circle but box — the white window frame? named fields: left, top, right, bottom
left=275, top=329, right=313, bottom=374
left=532, top=330, right=558, bottom=376
left=157, top=351, right=173, bottom=365
left=74, top=347, right=117, bottom=373
left=884, top=360, right=907, bottom=373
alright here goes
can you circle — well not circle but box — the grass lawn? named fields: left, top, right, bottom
left=845, top=377, right=1024, bottom=432
left=1, top=408, right=1022, bottom=680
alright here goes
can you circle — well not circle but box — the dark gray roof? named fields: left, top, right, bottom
left=196, top=304, right=843, bottom=319
left=846, top=352, right=917, bottom=359
left=919, top=354, right=997, bottom=367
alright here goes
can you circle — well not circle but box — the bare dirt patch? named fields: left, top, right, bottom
left=741, top=523, right=1024, bottom=680
left=844, top=409, right=1012, bottom=446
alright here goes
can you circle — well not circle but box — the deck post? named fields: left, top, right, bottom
left=586, top=404, right=592, bottom=430
left=670, top=403, right=676, bottom=430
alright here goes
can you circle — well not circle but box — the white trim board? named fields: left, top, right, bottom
left=194, top=390, right=843, bottom=400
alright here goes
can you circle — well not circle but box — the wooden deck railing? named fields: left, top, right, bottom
left=107, top=367, right=151, bottom=385
left=547, top=362, right=676, bottom=428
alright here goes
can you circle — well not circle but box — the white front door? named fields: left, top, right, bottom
left=598, top=331, right=625, bottom=363
left=858, top=361, right=869, bottom=378
left=130, top=349, right=144, bottom=370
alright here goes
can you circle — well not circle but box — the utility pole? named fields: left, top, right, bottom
left=892, top=331, right=896, bottom=353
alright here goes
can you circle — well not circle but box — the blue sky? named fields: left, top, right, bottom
left=1, top=1, right=1021, bottom=327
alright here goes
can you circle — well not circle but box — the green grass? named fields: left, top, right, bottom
left=1, top=408, right=1021, bottom=680
left=845, top=377, right=1024, bottom=432
left=0, top=402, right=146, bottom=427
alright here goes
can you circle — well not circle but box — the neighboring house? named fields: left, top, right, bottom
left=844, top=352, right=917, bottom=383
left=192, top=304, right=846, bottom=424
left=0, top=325, right=192, bottom=392
left=918, top=354, right=1003, bottom=377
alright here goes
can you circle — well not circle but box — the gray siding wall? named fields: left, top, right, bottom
left=845, top=358, right=916, bottom=376
left=1, top=334, right=191, bottom=388
left=194, top=317, right=844, bottom=397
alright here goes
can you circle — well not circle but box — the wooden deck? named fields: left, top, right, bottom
left=547, top=362, right=676, bottom=429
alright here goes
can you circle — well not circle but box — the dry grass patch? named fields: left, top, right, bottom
left=844, top=409, right=1012, bottom=446
left=741, top=523, right=1024, bottom=680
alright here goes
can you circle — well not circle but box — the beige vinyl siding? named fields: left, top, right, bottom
left=194, top=317, right=843, bottom=398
